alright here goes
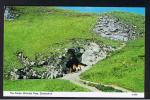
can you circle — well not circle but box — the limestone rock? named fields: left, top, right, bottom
left=93, top=16, right=137, bottom=41
left=10, top=42, right=115, bottom=80
left=82, top=42, right=107, bottom=66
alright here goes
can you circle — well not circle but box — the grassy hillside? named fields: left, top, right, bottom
left=4, top=7, right=121, bottom=76
left=4, top=7, right=144, bottom=92
left=80, top=38, right=144, bottom=92
left=4, top=79, right=89, bottom=91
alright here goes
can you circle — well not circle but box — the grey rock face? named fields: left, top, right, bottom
left=82, top=42, right=108, bottom=66
left=93, top=16, right=137, bottom=41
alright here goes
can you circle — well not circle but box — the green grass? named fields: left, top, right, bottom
left=86, top=82, right=122, bottom=92
left=4, top=79, right=89, bottom=91
left=95, top=84, right=122, bottom=92
left=4, top=7, right=121, bottom=77
left=80, top=38, right=144, bottom=92
left=4, top=7, right=145, bottom=92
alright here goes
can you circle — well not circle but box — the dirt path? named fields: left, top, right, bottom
left=61, top=43, right=128, bottom=92
left=61, top=64, right=101, bottom=92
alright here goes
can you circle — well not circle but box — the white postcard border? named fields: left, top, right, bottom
left=3, top=91, right=144, bottom=98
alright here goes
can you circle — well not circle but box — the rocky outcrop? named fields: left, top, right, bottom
left=93, top=16, right=137, bottom=41
left=9, top=41, right=115, bottom=80
left=10, top=46, right=85, bottom=80
left=4, top=6, right=20, bottom=21
left=82, top=42, right=109, bottom=66
left=10, top=67, right=42, bottom=80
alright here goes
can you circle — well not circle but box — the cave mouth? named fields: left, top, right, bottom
left=65, top=48, right=87, bottom=74
left=9, top=46, right=88, bottom=80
